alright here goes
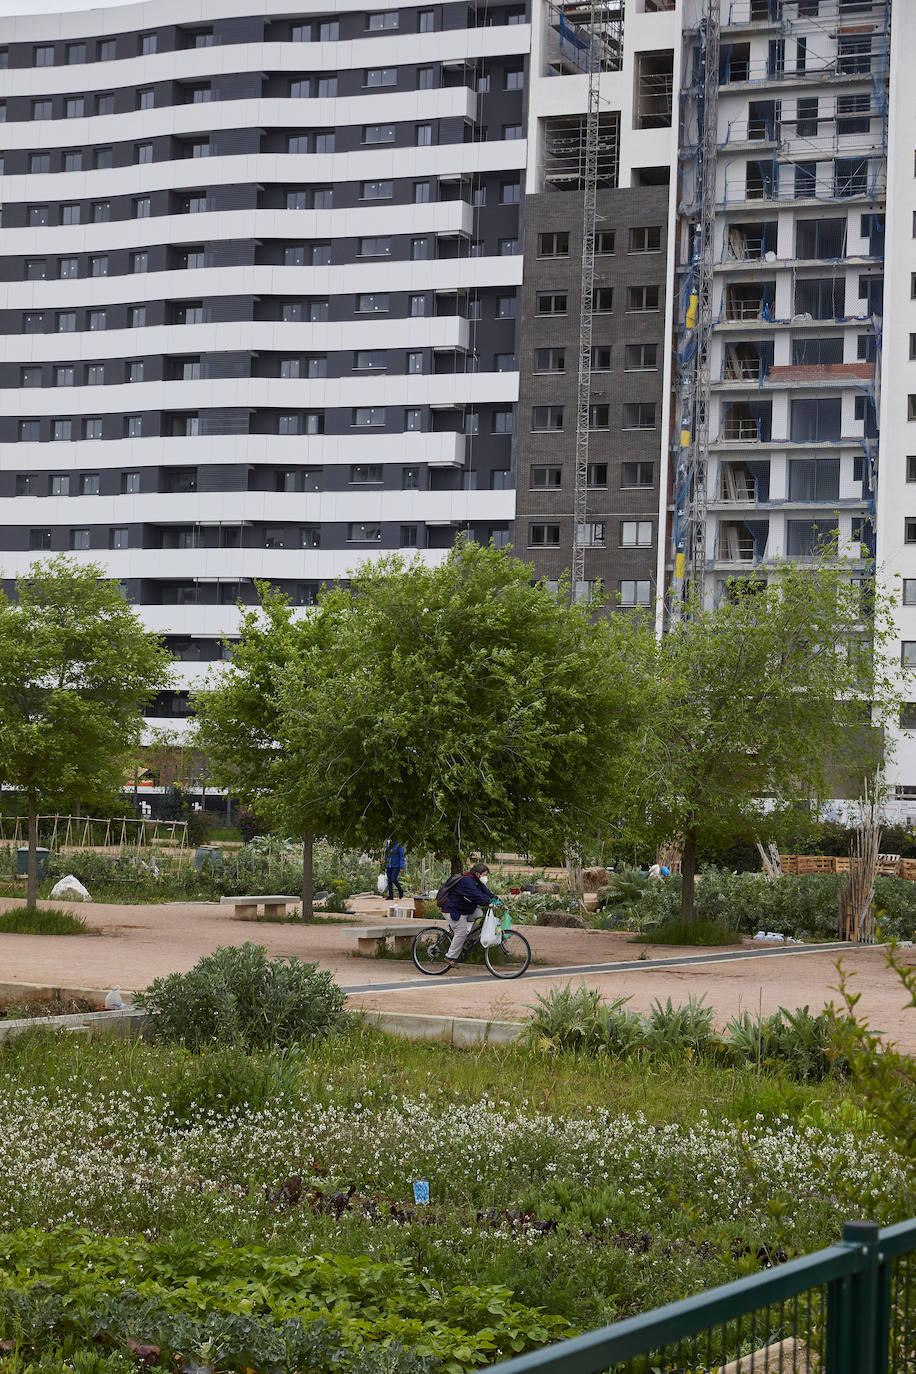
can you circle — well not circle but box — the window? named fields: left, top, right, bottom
left=532, top=406, right=564, bottom=431
left=355, top=350, right=387, bottom=372
left=319, top=20, right=339, bottom=39
left=621, top=521, right=653, bottom=547
left=537, top=231, right=569, bottom=257
left=596, top=231, right=616, bottom=255
left=903, top=581, right=916, bottom=606
left=419, top=9, right=436, bottom=29
left=134, top=143, right=154, bottom=168
left=89, top=310, right=107, bottom=332
left=306, top=356, right=327, bottom=378
left=400, top=525, right=419, bottom=548
left=90, top=256, right=109, bottom=278
left=495, top=294, right=517, bottom=319
left=790, top=397, right=841, bottom=442
left=314, top=132, right=335, bottom=153
left=30, top=530, right=53, bottom=552
left=61, top=204, right=80, bottom=226
left=88, top=365, right=105, bottom=386
left=350, top=464, right=383, bottom=483
left=55, top=366, right=75, bottom=388
left=837, top=93, right=870, bottom=136
left=904, top=644, right=916, bottom=669
left=99, top=39, right=116, bottom=60
left=354, top=407, right=386, bottom=425
left=587, top=463, right=608, bottom=487
left=349, top=523, right=383, bottom=541
left=530, top=466, right=562, bottom=490
left=835, top=157, right=868, bottom=198
left=357, top=293, right=389, bottom=313
left=492, top=409, right=515, bottom=434
left=627, top=285, right=660, bottom=311
left=361, top=180, right=393, bottom=199
left=110, top=528, right=129, bottom=549
left=80, top=473, right=100, bottom=495
left=416, top=124, right=433, bottom=146
left=909, top=396, right=916, bottom=423
left=504, top=66, right=524, bottom=89
left=29, top=153, right=50, bottom=175
left=625, top=343, right=657, bottom=370
left=500, top=180, right=521, bottom=203
left=410, top=238, right=428, bottom=260
left=591, top=346, right=612, bottom=370
left=84, top=418, right=103, bottom=440
left=311, top=244, right=331, bottom=265
left=536, top=292, right=567, bottom=315
left=91, top=202, right=111, bottom=224
left=592, top=288, right=614, bottom=312
left=20, top=422, right=41, bottom=441
left=503, top=125, right=523, bottom=140
left=50, top=475, right=70, bottom=497
left=533, top=348, right=565, bottom=373
left=133, top=198, right=151, bottom=219
left=908, top=456, right=916, bottom=484
left=26, top=260, right=47, bottom=281
left=137, top=89, right=154, bottom=110
left=402, top=466, right=420, bottom=491
left=140, top=32, right=158, bottom=54
left=281, top=301, right=303, bottom=322
left=125, top=417, right=143, bottom=438
left=406, top=408, right=423, bottom=431
left=578, top=522, right=606, bottom=547
left=66, top=97, right=85, bottom=118
left=28, top=207, right=49, bottom=228
left=906, top=519, right=916, bottom=545
left=52, top=420, right=73, bottom=442
left=620, top=580, right=652, bottom=607
left=364, top=124, right=396, bottom=144
left=837, top=33, right=873, bottom=75
left=308, top=300, right=328, bottom=321
left=407, top=351, right=424, bottom=374
left=24, top=315, right=45, bottom=335
left=589, top=405, right=610, bottom=429
left=365, top=68, right=397, bottom=87
left=621, top=462, right=654, bottom=487
left=409, top=294, right=427, bottom=316
left=786, top=519, right=837, bottom=556
left=64, top=151, right=83, bottom=171
left=94, top=147, right=113, bottom=170
left=21, top=368, right=42, bottom=387
left=367, top=11, right=400, bottom=29
left=900, top=703, right=916, bottom=729
left=16, top=475, right=39, bottom=496
left=414, top=181, right=431, bottom=204
left=57, top=313, right=76, bottom=333
left=300, top=527, right=321, bottom=549
left=629, top=226, right=662, bottom=253
left=529, top=524, right=561, bottom=546
left=418, top=66, right=436, bottom=89
left=128, top=361, right=145, bottom=381
left=278, top=414, right=300, bottom=435
left=495, top=353, right=515, bottom=372
left=623, top=403, right=656, bottom=429
left=33, top=100, right=53, bottom=120
left=35, top=44, right=55, bottom=65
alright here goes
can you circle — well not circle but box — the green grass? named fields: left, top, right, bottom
left=0, top=906, right=88, bottom=935
left=634, top=917, right=739, bottom=946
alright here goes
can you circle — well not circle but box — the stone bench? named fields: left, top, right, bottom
left=343, top=921, right=439, bottom=956
left=220, top=895, right=299, bottom=919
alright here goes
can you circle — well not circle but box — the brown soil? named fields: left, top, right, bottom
left=0, top=994, right=99, bottom=1019
left=1, top=896, right=914, bottom=1051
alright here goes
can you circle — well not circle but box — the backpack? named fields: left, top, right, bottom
left=435, top=873, right=464, bottom=909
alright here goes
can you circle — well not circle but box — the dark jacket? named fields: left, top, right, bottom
left=443, top=872, right=498, bottom=916
left=385, top=843, right=406, bottom=871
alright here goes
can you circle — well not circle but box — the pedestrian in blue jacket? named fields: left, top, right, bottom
left=442, top=862, right=499, bottom=965
left=384, top=840, right=406, bottom=900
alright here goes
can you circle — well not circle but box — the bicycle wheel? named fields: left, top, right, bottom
left=484, top=930, right=531, bottom=979
left=412, top=926, right=453, bottom=975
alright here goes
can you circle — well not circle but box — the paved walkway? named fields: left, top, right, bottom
left=2, top=896, right=915, bottom=1050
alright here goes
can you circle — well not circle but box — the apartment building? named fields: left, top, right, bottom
left=0, top=0, right=529, bottom=726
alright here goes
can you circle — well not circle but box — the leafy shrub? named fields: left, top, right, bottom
left=136, top=943, right=348, bottom=1051
left=725, top=1006, right=846, bottom=1082
left=633, top=917, right=737, bottom=946
left=596, top=868, right=651, bottom=927
left=0, top=906, right=87, bottom=935
left=526, top=985, right=643, bottom=1056
left=158, top=1044, right=308, bottom=1123
left=644, top=995, right=717, bottom=1056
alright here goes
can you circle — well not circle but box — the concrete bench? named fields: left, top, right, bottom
left=220, top=895, right=299, bottom=919
left=343, top=921, right=439, bottom=956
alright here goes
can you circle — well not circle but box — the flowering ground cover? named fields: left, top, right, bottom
left=0, top=1025, right=911, bottom=1372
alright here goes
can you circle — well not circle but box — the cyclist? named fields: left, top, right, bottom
left=442, top=861, right=500, bottom=967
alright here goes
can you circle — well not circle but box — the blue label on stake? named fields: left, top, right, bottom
left=413, top=1180, right=430, bottom=1205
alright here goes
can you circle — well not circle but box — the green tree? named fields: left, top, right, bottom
left=0, top=558, right=171, bottom=907
left=192, top=584, right=326, bottom=917
left=280, top=541, right=649, bottom=872
left=629, top=561, right=900, bottom=920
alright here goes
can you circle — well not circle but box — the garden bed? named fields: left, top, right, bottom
left=0, top=1022, right=910, bottom=1372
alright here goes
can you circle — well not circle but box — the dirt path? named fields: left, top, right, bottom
left=2, top=896, right=915, bottom=1051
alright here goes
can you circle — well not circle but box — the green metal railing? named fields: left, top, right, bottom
left=490, top=1219, right=916, bottom=1374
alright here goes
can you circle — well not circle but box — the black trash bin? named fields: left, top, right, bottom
left=17, top=846, right=49, bottom=879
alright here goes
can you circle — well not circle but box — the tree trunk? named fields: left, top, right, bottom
left=301, top=828, right=314, bottom=921
left=450, top=854, right=463, bottom=876
left=680, top=828, right=698, bottom=922
left=27, top=795, right=38, bottom=910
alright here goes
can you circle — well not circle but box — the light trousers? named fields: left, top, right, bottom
left=445, top=906, right=482, bottom=961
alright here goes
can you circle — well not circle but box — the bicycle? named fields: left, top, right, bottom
left=411, top=905, right=531, bottom=980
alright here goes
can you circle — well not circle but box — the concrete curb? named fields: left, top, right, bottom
left=360, top=1008, right=524, bottom=1045
left=0, top=1007, right=145, bottom=1042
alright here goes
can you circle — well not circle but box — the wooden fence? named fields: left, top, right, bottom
left=777, top=853, right=915, bottom=880
left=0, top=815, right=189, bottom=854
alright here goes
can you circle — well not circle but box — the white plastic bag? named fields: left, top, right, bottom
left=377, top=873, right=388, bottom=894
left=49, top=875, right=91, bottom=901
left=480, top=908, right=500, bottom=948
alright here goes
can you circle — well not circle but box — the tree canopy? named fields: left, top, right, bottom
left=0, top=558, right=171, bottom=906
left=627, top=561, right=900, bottom=917
left=280, top=541, right=650, bottom=870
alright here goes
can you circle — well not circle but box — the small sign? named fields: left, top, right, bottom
left=412, top=1180, right=430, bottom=1205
